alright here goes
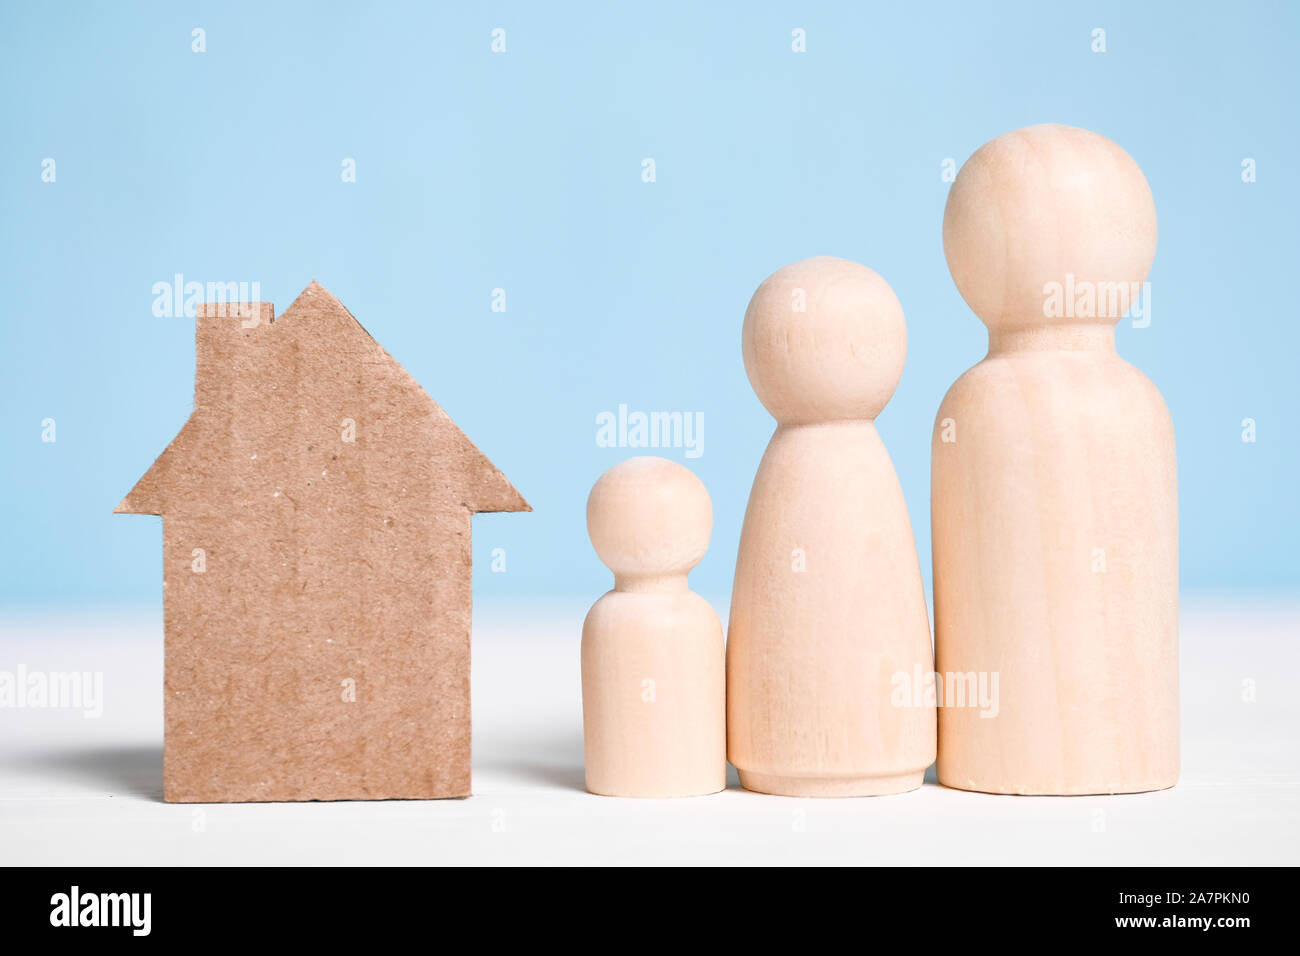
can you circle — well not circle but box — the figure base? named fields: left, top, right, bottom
left=738, top=769, right=924, bottom=797
left=937, top=772, right=1178, bottom=796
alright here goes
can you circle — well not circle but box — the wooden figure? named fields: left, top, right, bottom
left=581, top=457, right=725, bottom=797
left=116, top=282, right=529, bottom=802
left=727, top=257, right=936, bottom=797
left=934, top=124, right=1178, bottom=794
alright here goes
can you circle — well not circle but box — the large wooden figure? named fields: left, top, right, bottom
left=933, top=124, right=1178, bottom=795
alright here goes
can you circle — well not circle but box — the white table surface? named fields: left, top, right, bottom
left=1, top=596, right=1296, bottom=866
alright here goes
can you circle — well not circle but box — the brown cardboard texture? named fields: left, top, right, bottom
left=115, top=282, right=530, bottom=802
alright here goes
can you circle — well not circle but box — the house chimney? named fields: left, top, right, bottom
left=194, top=300, right=275, bottom=413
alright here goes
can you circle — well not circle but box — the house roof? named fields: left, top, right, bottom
left=115, top=281, right=529, bottom=518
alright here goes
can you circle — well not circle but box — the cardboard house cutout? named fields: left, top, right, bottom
left=116, top=282, right=529, bottom=802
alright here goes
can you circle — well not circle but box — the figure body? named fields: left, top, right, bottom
left=934, top=125, right=1179, bottom=794
left=727, top=257, right=936, bottom=797
left=581, top=457, right=725, bottom=797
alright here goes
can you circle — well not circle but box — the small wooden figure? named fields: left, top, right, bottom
left=934, top=124, right=1178, bottom=794
left=116, top=282, right=529, bottom=802
left=727, top=257, right=937, bottom=797
left=581, top=457, right=725, bottom=797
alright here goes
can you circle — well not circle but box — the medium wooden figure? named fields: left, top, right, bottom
left=934, top=124, right=1178, bottom=795
left=116, top=282, right=529, bottom=802
left=727, top=257, right=936, bottom=797
left=581, top=457, right=725, bottom=797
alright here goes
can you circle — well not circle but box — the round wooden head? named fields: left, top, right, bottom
left=742, top=256, right=906, bottom=425
left=942, top=123, right=1157, bottom=331
left=586, top=456, right=712, bottom=580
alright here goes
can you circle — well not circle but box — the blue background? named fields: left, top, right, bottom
left=2, top=0, right=1296, bottom=606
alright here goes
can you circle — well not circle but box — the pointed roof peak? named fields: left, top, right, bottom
left=287, top=279, right=337, bottom=308
left=279, top=280, right=359, bottom=329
